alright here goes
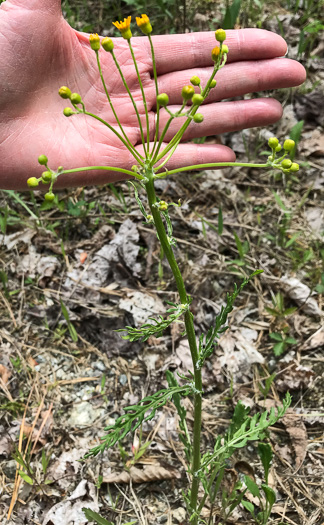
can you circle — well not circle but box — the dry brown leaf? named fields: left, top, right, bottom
left=0, top=364, right=11, bottom=384
left=103, top=464, right=181, bottom=484
left=276, top=361, right=315, bottom=392
left=282, top=413, right=308, bottom=470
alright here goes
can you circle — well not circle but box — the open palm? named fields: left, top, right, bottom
left=0, top=0, right=305, bottom=189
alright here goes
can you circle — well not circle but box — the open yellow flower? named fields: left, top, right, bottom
left=113, top=16, right=132, bottom=40
left=136, top=14, right=152, bottom=35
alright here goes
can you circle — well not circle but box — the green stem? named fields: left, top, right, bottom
left=95, top=51, right=144, bottom=162
left=144, top=169, right=202, bottom=524
left=83, top=110, right=144, bottom=166
left=156, top=162, right=269, bottom=176
left=128, top=40, right=150, bottom=155
left=61, top=165, right=144, bottom=181
left=111, top=50, right=147, bottom=156
left=148, top=34, right=160, bottom=156
left=155, top=62, right=220, bottom=164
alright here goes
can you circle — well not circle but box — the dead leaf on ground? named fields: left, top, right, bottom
left=282, top=412, right=308, bottom=470
left=279, top=276, right=322, bottom=317
left=0, top=364, right=11, bottom=384
left=218, top=328, right=264, bottom=379
left=103, top=464, right=181, bottom=483
left=43, top=480, right=98, bottom=525
left=276, top=361, right=315, bottom=392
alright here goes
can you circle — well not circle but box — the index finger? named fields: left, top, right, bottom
left=144, top=29, right=288, bottom=75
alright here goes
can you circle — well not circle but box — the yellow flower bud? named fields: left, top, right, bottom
left=210, top=80, right=217, bottom=88
left=38, top=155, right=48, bottom=166
left=281, top=159, right=292, bottom=169
left=45, top=192, right=55, bottom=202
left=192, top=94, right=204, bottom=106
left=283, top=139, right=295, bottom=151
left=147, top=214, right=153, bottom=221
left=211, top=46, right=221, bottom=61
left=113, top=16, right=132, bottom=40
left=63, top=107, right=75, bottom=117
left=190, top=76, right=201, bottom=86
left=275, top=144, right=282, bottom=152
left=215, top=28, right=226, bottom=42
left=27, top=177, right=39, bottom=187
left=157, top=93, right=169, bottom=106
left=193, top=113, right=204, bottom=123
left=71, top=93, right=82, bottom=105
left=222, top=44, right=229, bottom=54
left=182, top=85, right=195, bottom=101
left=136, top=14, right=152, bottom=35
left=290, top=162, right=299, bottom=172
left=268, top=137, right=279, bottom=149
left=102, top=37, right=114, bottom=52
left=58, top=86, right=71, bottom=99
left=89, top=33, right=100, bottom=51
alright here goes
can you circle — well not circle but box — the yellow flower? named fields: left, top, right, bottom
left=136, top=14, right=152, bottom=35
left=211, top=46, right=220, bottom=61
left=113, top=16, right=132, bottom=40
left=89, top=33, right=100, bottom=51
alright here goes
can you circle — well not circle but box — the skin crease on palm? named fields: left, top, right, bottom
left=0, top=0, right=306, bottom=190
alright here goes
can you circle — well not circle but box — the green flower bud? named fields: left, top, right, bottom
left=27, top=177, right=39, bottom=187
left=63, top=107, right=75, bottom=117
left=101, top=37, right=114, bottom=52
left=41, top=171, right=52, bottom=183
left=275, top=144, right=282, bottom=152
left=193, top=113, right=204, bottom=123
left=58, top=86, right=71, bottom=99
left=38, top=155, right=48, bottom=165
left=71, top=93, right=82, bottom=104
left=157, top=93, right=169, bottom=106
left=290, top=162, right=299, bottom=172
left=215, top=28, right=226, bottom=42
left=210, top=80, right=217, bottom=88
left=192, top=94, right=204, bottom=106
left=281, top=159, right=292, bottom=169
left=190, top=75, right=201, bottom=86
left=268, top=137, right=279, bottom=149
left=44, top=192, right=55, bottom=202
left=221, top=44, right=229, bottom=54
left=182, top=85, right=195, bottom=101
left=283, top=139, right=295, bottom=151
left=147, top=214, right=153, bottom=221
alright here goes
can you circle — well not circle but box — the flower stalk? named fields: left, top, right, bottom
left=29, top=17, right=297, bottom=524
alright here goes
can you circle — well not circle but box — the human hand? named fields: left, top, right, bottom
left=0, top=0, right=306, bottom=189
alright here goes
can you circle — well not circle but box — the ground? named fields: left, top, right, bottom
left=0, top=1, right=323, bottom=524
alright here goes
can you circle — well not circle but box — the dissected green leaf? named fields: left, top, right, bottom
left=85, top=384, right=192, bottom=457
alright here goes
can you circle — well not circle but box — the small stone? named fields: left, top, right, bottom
left=3, top=459, right=17, bottom=479
left=68, top=401, right=101, bottom=427
left=172, top=507, right=186, bottom=523
left=119, top=374, right=127, bottom=386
